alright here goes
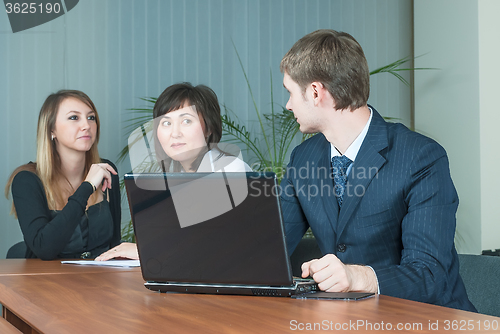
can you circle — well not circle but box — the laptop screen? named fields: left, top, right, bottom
left=125, top=172, right=294, bottom=287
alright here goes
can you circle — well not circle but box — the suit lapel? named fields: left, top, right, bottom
left=336, top=108, right=388, bottom=237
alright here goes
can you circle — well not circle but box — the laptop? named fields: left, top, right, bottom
left=124, top=171, right=319, bottom=297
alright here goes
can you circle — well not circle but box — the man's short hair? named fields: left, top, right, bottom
left=280, top=29, right=370, bottom=110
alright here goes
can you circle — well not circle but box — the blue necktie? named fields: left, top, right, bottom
left=332, top=155, right=353, bottom=208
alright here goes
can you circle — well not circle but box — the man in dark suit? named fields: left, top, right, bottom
left=280, top=29, right=476, bottom=311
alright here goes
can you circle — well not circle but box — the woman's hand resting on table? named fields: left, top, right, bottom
left=95, top=242, right=139, bottom=261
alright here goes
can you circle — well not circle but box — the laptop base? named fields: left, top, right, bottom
left=145, top=280, right=318, bottom=297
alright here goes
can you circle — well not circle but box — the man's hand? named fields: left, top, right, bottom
left=301, top=254, right=378, bottom=293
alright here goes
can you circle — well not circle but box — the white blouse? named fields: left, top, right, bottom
left=197, top=148, right=253, bottom=172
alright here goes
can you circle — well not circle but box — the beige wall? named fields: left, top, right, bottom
left=478, top=0, right=500, bottom=251
left=414, top=0, right=480, bottom=254
left=415, top=0, right=500, bottom=254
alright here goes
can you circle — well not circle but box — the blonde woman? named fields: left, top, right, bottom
left=5, top=90, right=121, bottom=260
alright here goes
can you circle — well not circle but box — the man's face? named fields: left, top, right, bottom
left=283, top=72, right=320, bottom=134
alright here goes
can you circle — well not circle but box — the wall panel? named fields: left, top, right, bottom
left=0, top=0, right=413, bottom=258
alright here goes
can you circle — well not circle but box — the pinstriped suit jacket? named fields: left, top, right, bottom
left=281, top=107, right=476, bottom=311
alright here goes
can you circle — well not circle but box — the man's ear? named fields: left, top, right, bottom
left=310, top=81, right=326, bottom=106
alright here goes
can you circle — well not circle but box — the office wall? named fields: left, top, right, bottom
left=414, top=0, right=500, bottom=254
left=478, top=0, right=500, bottom=252
left=0, top=0, right=413, bottom=258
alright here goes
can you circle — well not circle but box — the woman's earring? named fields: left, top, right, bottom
left=51, top=134, right=55, bottom=141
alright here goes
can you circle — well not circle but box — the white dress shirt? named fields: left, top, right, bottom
left=330, top=107, right=373, bottom=176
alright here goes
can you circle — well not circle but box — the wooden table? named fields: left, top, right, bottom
left=0, top=259, right=139, bottom=276
left=0, top=316, right=21, bottom=334
left=0, top=260, right=498, bottom=333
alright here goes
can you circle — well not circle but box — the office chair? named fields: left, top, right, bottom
left=458, top=254, right=500, bottom=317
left=6, top=241, right=27, bottom=258
left=289, top=237, right=322, bottom=277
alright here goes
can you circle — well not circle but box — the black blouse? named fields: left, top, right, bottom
left=55, top=190, right=113, bottom=258
left=11, top=159, right=121, bottom=260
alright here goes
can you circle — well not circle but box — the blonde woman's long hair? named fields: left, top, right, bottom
left=5, top=90, right=101, bottom=216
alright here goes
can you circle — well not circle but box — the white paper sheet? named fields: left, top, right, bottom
left=61, top=260, right=140, bottom=267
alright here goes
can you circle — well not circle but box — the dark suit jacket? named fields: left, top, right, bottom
left=281, top=107, right=476, bottom=311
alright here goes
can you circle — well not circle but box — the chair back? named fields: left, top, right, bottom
left=458, top=254, right=500, bottom=317
left=6, top=241, right=27, bottom=259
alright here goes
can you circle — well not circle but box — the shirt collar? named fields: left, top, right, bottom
left=330, top=107, right=373, bottom=162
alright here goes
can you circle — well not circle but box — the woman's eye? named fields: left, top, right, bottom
left=69, top=115, right=78, bottom=120
left=88, top=115, right=96, bottom=121
left=162, top=121, right=171, bottom=127
left=182, top=119, right=192, bottom=125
